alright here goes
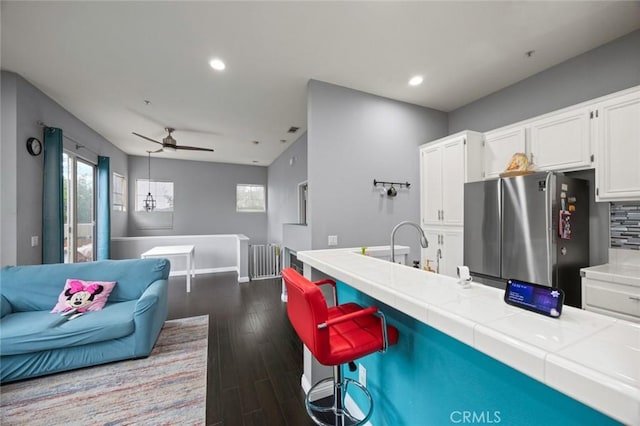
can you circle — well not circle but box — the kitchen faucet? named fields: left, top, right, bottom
left=390, top=221, right=428, bottom=263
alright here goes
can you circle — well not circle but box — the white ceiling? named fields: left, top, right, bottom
left=2, top=1, right=639, bottom=166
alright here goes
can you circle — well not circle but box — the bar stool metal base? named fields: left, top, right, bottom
left=305, top=365, right=373, bottom=426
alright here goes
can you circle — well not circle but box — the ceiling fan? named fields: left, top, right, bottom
left=132, top=127, right=214, bottom=152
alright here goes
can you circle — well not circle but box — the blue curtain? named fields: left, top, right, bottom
left=97, top=156, right=111, bottom=260
left=42, top=127, right=64, bottom=264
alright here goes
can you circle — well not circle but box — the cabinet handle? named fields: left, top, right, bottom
left=441, top=210, right=444, bottom=221
left=441, top=235, right=445, bottom=245
left=629, top=296, right=640, bottom=301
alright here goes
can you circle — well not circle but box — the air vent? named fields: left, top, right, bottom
left=287, top=126, right=299, bottom=134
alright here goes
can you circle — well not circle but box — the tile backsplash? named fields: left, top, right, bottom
left=610, top=203, right=640, bottom=250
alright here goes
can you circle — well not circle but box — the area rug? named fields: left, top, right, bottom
left=0, top=315, right=208, bottom=425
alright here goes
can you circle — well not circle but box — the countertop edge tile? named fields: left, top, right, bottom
left=426, top=304, right=476, bottom=347
left=473, top=324, right=547, bottom=382
left=546, top=353, right=640, bottom=425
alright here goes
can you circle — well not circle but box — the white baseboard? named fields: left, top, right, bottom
left=344, top=392, right=372, bottom=426
left=301, top=373, right=312, bottom=394
left=169, top=267, right=237, bottom=277
left=250, top=275, right=282, bottom=281
left=300, top=374, right=334, bottom=401
left=169, top=268, right=249, bottom=284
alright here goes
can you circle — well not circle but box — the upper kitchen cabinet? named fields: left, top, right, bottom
left=420, top=131, right=483, bottom=227
left=529, top=106, right=592, bottom=171
left=483, top=127, right=526, bottom=179
left=595, top=89, right=640, bottom=201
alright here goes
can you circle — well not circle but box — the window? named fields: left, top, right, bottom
left=63, top=152, right=96, bottom=263
left=136, top=179, right=174, bottom=212
left=237, top=184, right=266, bottom=212
left=112, top=173, right=126, bottom=212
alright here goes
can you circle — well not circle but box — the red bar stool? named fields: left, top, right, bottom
left=282, top=268, right=399, bottom=426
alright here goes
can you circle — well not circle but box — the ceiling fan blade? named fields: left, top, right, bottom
left=152, top=148, right=164, bottom=153
left=175, top=145, right=215, bottom=152
left=132, top=132, right=163, bottom=145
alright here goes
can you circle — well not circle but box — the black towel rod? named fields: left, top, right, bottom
left=373, top=179, right=411, bottom=189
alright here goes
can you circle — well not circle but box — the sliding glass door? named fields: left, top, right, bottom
left=63, top=152, right=96, bottom=263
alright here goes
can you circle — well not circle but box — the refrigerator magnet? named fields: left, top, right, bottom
left=559, top=210, right=572, bottom=239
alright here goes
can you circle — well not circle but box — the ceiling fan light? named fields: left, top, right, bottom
left=163, top=145, right=177, bottom=152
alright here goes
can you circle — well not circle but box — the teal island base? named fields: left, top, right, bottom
left=336, top=281, right=620, bottom=426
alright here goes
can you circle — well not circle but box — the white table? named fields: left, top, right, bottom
left=141, top=245, right=195, bottom=292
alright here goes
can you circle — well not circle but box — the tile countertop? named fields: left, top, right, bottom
left=581, top=263, right=640, bottom=287
left=297, top=248, right=640, bottom=426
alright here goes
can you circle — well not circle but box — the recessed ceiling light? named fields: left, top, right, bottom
left=209, top=58, right=226, bottom=71
left=280, top=139, right=287, bottom=143
left=252, top=160, right=259, bottom=163
left=252, top=140, right=260, bottom=145
left=525, top=50, right=535, bottom=58
left=409, top=76, right=423, bottom=86
left=143, top=100, right=151, bottom=105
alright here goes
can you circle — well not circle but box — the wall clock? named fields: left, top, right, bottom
left=26, top=137, right=42, bottom=156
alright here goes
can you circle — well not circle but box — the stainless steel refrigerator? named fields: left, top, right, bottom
left=464, top=171, right=589, bottom=307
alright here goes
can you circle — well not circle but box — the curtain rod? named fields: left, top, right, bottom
left=37, top=120, right=101, bottom=157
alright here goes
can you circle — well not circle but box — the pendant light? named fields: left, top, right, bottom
left=143, top=151, right=156, bottom=212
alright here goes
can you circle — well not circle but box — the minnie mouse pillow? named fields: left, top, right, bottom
left=51, top=279, right=117, bottom=313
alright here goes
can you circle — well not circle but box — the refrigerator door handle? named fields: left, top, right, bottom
left=545, top=173, right=553, bottom=286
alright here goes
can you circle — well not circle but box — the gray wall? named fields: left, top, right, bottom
left=307, top=80, right=448, bottom=260
left=267, top=132, right=308, bottom=246
left=1, top=73, right=19, bottom=266
left=0, top=71, right=128, bottom=266
left=449, top=30, right=640, bottom=133
left=127, top=155, right=268, bottom=243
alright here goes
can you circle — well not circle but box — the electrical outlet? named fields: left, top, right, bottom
left=31, top=236, right=39, bottom=247
left=328, top=235, right=338, bottom=246
left=359, top=363, right=366, bottom=387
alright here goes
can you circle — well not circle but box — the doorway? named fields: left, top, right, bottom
left=62, top=152, right=96, bottom=263
left=298, top=181, right=308, bottom=225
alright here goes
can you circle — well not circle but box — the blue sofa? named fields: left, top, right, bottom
left=0, top=258, right=170, bottom=383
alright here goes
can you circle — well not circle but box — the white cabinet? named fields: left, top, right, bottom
left=420, top=145, right=443, bottom=225
left=529, top=107, right=592, bottom=171
left=421, top=227, right=463, bottom=278
left=420, top=131, right=483, bottom=227
left=582, top=277, right=640, bottom=323
left=594, top=90, right=640, bottom=201
left=483, top=127, right=526, bottom=179
left=484, top=107, right=592, bottom=178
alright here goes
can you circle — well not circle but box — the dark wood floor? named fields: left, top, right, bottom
left=166, top=272, right=315, bottom=426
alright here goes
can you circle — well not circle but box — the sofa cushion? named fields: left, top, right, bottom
left=0, top=258, right=170, bottom=312
left=0, top=301, right=137, bottom=356
left=51, top=279, right=117, bottom=313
